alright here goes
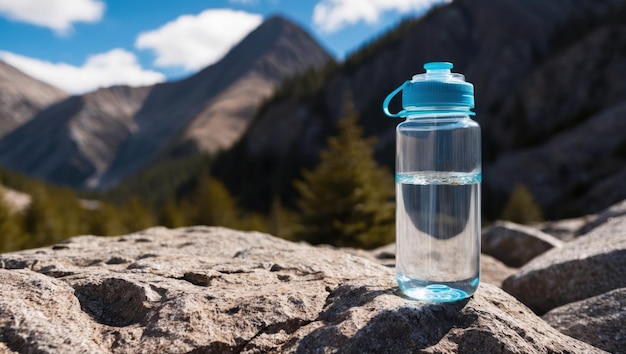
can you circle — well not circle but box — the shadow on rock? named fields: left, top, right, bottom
left=295, top=283, right=473, bottom=353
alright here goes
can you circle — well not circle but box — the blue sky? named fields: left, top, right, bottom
left=0, top=0, right=449, bottom=94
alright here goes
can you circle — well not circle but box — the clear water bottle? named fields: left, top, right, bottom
left=383, top=62, right=481, bottom=302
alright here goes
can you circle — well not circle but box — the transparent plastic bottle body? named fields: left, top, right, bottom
left=396, top=113, right=481, bottom=302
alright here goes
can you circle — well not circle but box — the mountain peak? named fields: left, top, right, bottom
left=211, top=13, right=330, bottom=79
left=262, top=14, right=297, bottom=27
left=0, top=61, right=68, bottom=138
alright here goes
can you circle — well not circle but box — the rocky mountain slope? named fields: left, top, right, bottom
left=177, top=16, right=332, bottom=154
left=2, top=197, right=626, bottom=352
left=0, top=86, right=153, bottom=187
left=0, top=61, right=68, bottom=139
left=214, top=0, right=626, bottom=218
left=0, top=16, right=331, bottom=189
left=485, top=25, right=626, bottom=217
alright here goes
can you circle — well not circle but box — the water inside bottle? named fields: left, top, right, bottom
left=395, top=171, right=480, bottom=302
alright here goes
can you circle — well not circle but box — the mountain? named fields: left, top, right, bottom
left=485, top=25, right=626, bottom=217
left=0, top=16, right=332, bottom=189
left=176, top=16, right=333, bottom=154
left=0, top=86, right=152, bottom=187
left=0, top=61, right=68, bottom=139
left=213, top=0, right=626, bottom=217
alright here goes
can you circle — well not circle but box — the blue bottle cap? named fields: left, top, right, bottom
left=383, top=62, right=475, bottom=117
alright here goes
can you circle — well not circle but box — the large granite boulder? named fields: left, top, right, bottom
left=538, top=216, right=591, bottom=241
left=543, top=288, right=626, bottom=354
left=539, top=199, right=626, bottom=241
left=481, top=221, right=563, bottom=267
left=0, top=226, right=601, bottom=353
left=502, top=215, right=626, bottom=315
left=479, top=254, right=517, bottom=287
left=576, top=199, right=626, bottom=236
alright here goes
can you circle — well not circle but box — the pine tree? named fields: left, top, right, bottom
left=293, top=96, right=394, bottom=248
left=27, top=184, right=88, bottom=246
left=268, top=196, right=297, bottom=240
left=85, top=201, right=127, bottom=236
left=501, top=184, right=544, bottom=224
left=237, top=212, right=268, bottom=232
left=158, top=197, right=187, bottom=228
left=189, top=177, right=240, bottom=228
left=120, top=197, right=156, bottom=232
left=51, top=187, right=85, bottom=237
left=23, top=184, right=70, bottom=247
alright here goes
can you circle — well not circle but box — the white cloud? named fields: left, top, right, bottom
left=0, top=0, right=104, bottom=36
left=135, top=9, right=263, bottom=71
left=0, top=49, right=166, bottom=94
left=313, top=0, right=451, bottom=33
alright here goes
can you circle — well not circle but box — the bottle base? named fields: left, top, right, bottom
left=397, top=275, right=479, bottom=302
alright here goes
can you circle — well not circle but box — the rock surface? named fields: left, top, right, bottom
left=538, top=217, right=592, bottom=241
left=481, top=221, right=563, bottom=267
left=0, top=227, right=601, bottom=353
left=543, top=288, right=626, bottom=354
left=479, top=254, right=517, bottom=288
left=538, top=199, right=626, bottom=241
left=502, top=215, right=626, bottom=315
left=575, top=199, right=626, bottom=236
